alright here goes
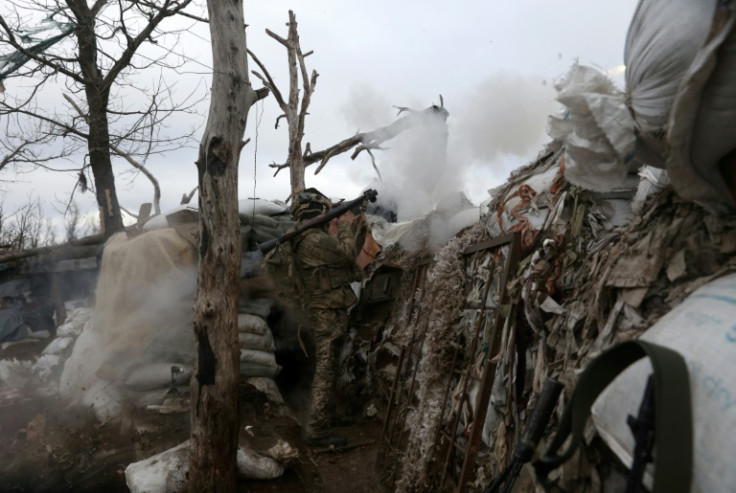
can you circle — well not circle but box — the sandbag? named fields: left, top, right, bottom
left=125, top=441, right=286, bottom=492
left=238, top=198, right=287, bottom=218
left=592, top=273, right=736, bottom=493
left=666, top=4, right=736, bottom=211
left=239, top=330, right=274, bottom=352
left=124, top=363, right=191, bottom=392
left=237, top=447, right=285, bottom=480
left=240, top=362, right=281, bottom=378
left=626, top=0, right=736, bottom=210
left=240, top=348, right=277, bottom=367
left=625, top=0, right=716, bottom=132
left=239, top=212, right=280, bottom=229
left=142, top=206, right=198, bottom=231
left=238, top=313, right=268, bottom=335
left=547, top=64, right=636, bottom=192
left=125, top=441, right=188, bottom=493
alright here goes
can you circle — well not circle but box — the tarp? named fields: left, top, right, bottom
left=93, top=228, right=197, bottom=381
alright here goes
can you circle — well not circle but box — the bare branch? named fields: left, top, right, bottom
left=264, top=28, right=288, bottom=47
left=247, top=49, right=287, bottom=111
left=268, top=104, right=450, bottom=175
left=102, top=0, right=194, bottom=89
left=63, top=93, right=161, bottom=214
left=180, top=186, right=197, bottom=205
left=275, top=114, right=286, bottom=129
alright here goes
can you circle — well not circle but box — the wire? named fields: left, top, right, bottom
left=251, top=98, right=264, bottom=225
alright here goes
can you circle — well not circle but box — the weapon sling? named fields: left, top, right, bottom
left=533, top=340, right=692, bottom=493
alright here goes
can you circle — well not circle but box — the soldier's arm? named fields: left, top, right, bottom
left=331, top=221, right=359, bottom=262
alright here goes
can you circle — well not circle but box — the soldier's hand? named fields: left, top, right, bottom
left=329, top=217, right=339, bottom=236
left=338, top=210, right=357, bottom=224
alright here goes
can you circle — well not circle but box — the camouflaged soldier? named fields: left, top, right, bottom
left=292, top=188, right=365, bottom=448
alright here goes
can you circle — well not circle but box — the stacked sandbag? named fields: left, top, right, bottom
left=32, top=305, right=92, bottom=384
left=237, top=313, right=280, bottom=379
left=236, top=199, right=290, bottom=385
left=238, top=198, right=293, bottom=243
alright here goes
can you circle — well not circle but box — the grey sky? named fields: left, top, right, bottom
left=1, top=0, right=640, bottom=230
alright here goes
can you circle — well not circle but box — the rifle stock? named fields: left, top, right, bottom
left=257, top=188, right=378, bottom=255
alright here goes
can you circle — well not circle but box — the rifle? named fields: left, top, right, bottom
left=484, top=378, right=564, bottom=493
left=625, top=375, right=655, bottom=493
left=257, top=188, right=378, bottom=255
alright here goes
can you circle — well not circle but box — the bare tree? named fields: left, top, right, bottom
left=0, top=0, right=204, bottom=236
left=64, top=201, right=80, bottom=242
left=188, top=2, right=267, bottom=491
left=249, top=10, right=317, bottom=199
left=0, top=196, right=48, bottom=252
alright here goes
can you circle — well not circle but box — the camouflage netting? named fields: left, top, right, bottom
left=371, top=146, right=736, bottom=492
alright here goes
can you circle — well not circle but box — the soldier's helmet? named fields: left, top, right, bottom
left=292, top=188, right=331, bottom=220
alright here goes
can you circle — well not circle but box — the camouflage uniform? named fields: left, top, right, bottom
left=295, top=220, right=363, bottom=439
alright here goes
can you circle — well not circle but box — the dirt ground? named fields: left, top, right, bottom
left=0, top=341, right=384, bottom=493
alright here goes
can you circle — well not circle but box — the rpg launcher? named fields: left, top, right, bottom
left=257, top=188, right=378, bottom=255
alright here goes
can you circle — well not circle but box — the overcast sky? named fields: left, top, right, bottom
left=1, top=0, right=641, bottom=231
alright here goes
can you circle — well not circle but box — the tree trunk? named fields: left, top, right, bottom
left=189, top=0, right=258, bottom=490
left=67, top=0, right=125, bottom=237
left=285, top=13, right=305, bottom=196
left=88, top=90, right=125, bottom=237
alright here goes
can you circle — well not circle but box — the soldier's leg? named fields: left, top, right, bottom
left=305, top=309, right=347, bottom=440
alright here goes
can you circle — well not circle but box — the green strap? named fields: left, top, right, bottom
left=537, top=340, right=692, bottom=493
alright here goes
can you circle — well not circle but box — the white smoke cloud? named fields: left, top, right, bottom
left=452, top=71, right=558, bottom=164
left=339, top=82, right=394, bottom=131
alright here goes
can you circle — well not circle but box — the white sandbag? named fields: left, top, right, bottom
left=238, top=313, right=268, bottom=335
left=625, top=0, right=716, bottom=131
left=238, top=198, right=287, bottom=218
left=592, top=273, right=736, bottom=493
left=125, top=441, right=189, bottom=493
left=666, top=4, right=736, bottom=211
left=124, top=363, right=191, bottom=392
left=56, top=308, right=92, bottom=337
left=547, top=64, right=636, bottom=192
left=240, top=349, right=277, bottom=367
left=59, top=323, right=123, bottom=421
left=42, top=336, right=73, bottom=355
left=239, top=330, right=275, bottom=352
left=125, top=440, right=286, bottom=492
left=142, top=205, right=198, bottom=231
left=237, top=447, right=285, bottom=480
left=632, top=165, right=671, bottom=213
left=626, top=0, right=736, bottom=210
left=32, top=353, right=61, bottom=380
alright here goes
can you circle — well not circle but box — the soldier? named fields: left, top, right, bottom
left=291, top=188, right=366, bottom=448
